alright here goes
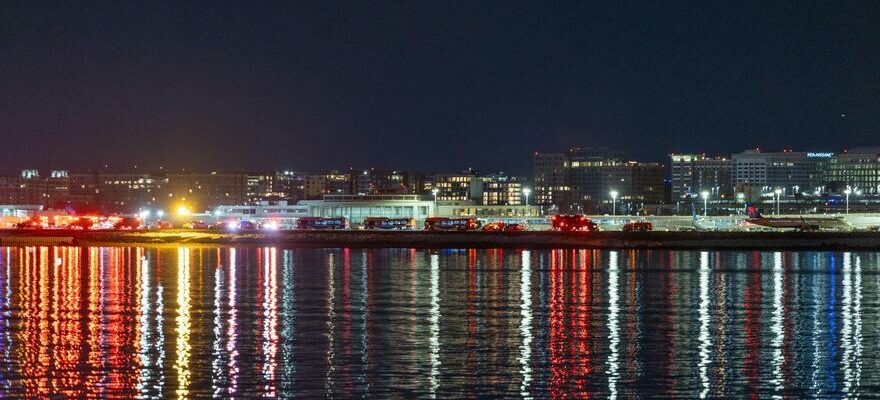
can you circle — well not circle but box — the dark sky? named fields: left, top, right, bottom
left=2, top=2, right=879, bottom=174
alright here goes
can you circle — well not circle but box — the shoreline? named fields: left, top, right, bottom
left=1, top=229, right=879, bottom=250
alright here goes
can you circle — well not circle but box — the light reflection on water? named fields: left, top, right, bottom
left=0, top=247, right=878, bottom=397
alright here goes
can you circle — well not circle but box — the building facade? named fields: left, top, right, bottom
left=732, top=149, right=827, bottom=194
left=432, top=169, right=479, bottom=202
left=299, top=194, right=435, bottom=224
left=669, top=154, right=733, bottom=200
left=479, top=173, right=526, bottom=206
left=534, top=148, right=664, bottom=213
left=825, top=147, right=880, bottom=194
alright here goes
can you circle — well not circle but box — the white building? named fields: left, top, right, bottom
left=298, top=194, right=435, bottom=224
left=213, top=195, right=545, bottom=228
left=214, top=201, right=309, bottom=229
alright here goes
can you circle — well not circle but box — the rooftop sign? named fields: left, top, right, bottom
left=807, top=152, right=834, bottom=158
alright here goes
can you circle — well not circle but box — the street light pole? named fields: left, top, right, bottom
left=610, top=190, right=618, bottom=215
left=845, top=186, right=851, bottom=214
left=774, top=188, right=782, bottom=215
left=431, top=188, right=439, bottom=216
left=522, top=188, right=532, bottom=217
left=700, top=191, right=709, bottom=217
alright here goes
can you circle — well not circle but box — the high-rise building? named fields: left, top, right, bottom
left=304, top=171, right=352, bottom=199
left=732, top=149, right=828, bottom=194
left=351, top=168, right=416, bottom=195
left=65, top=170, right=247, bottom=213
left=534, top=148, right=664, bottom=212
left=245, top=172, right=277, bottom=202
left=826, top=147, right=880, bottom=194
left=533, top=152, right=569, bottom=208
left=433, top=169, right=479, bottom=202
left=274, top=171, right=307, bottom=202
left=479, top=173, right=525, bottom=206
left=669, top=154, right=733, bottom=201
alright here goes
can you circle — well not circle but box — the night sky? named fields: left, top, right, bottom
left=2, top=2, right=879, bottom=174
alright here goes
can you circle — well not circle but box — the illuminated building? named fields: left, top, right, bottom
left=432, top=169, right=479, bottom=202
left=0, top=169, right=70, bottom=206
left=273, top=171, right=307, bottom=202
left=826, top=147, right=880, bottom=194
left=533, top=152, right=569, bottom=209
left=242, top=170, right=308, bottom=204
left=304, top=171, right=352, bottom=199
left=298, top=194, right=434, bottom=224
left=351, top=168, right=421, bottom=195
left=669, top=154, right=733, bottom=201
left=68, top=171, right=164, bottom=211
left=478, top=173, right=527, bottom=206
left=215, top=200, right=309, bottom=228
left=534, top=148, right=664, bottom=213
left=732, top=149, right=828, bottom=194
left=66, top=170, right=247, bottom=213
left=246, top=172, right=277, bottom=202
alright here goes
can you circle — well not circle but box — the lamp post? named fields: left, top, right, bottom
left=610, top=190, right=618, bottom=215
left=522, top=188, right=532, bottom=216
left=774, top=188, right=782, bottom=215
left=700, top=191, right=709, bottom=217
left=431, top=188, right=439, bottom=216
left=844, top=187, right=851, bottom=214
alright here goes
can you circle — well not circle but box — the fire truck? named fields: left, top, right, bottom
left=550, top=214, right=599, bottom=232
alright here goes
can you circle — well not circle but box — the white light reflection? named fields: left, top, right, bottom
left=175, top=247, right=192, bottom=399
left=280, top=250, right=296, bottom=389
left=262, top=248, right=279, bottom=397
left=326, top=253, right=336, bottom=395
left=211, top=258, right=224, bottom=397
left=155, top=280, right=165, bottom=397
left=518, top=251, right=532, bottom=398
left=842, top=252, right=862, bottom=396
left=358, top=253, right=369, bottom=384
left=227, top=248, right=238, bottom=396
left=698, top=251, right=711, bottom=399
left=136, top=254, right=152, bottom=397
left=853, top=254, right=863, bottom=394
left=810, top=255, right=822, bottom=395
left=842, top=252, right=853, bottom=395
left=606, top=251, right=620, bottom=399
left=429, top=253, right=441, bottom=397
left=770, top=252, right=784, bottom=398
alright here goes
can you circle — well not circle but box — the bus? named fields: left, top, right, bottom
left=424, top=217, right=478, bottom=232
left=296, top=217, right=349, bottom=230
left=363, top=217, right=416, bottom=230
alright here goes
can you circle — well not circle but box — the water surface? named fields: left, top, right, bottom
left=0, top=247, right=878, bottom=398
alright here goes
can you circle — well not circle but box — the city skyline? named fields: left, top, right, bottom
left=2, top=144, right=875, bottom=175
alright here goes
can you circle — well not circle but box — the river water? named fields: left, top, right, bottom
left=0, top=247, right=878, bottom=398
